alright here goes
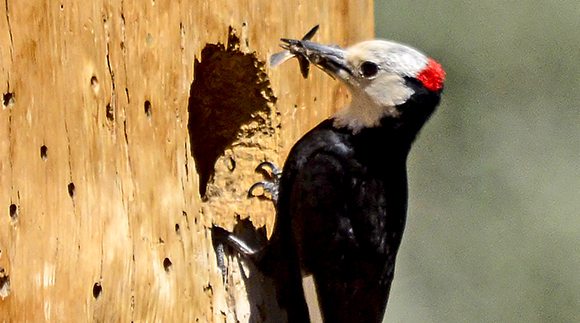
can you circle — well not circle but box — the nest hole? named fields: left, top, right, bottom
left=187, top=27, right=275, bottom=198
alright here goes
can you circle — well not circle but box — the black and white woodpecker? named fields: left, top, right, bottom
left=215, top=27, right=445, bottom=323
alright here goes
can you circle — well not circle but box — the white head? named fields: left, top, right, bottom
left=296, top=39, right=446, bottom=133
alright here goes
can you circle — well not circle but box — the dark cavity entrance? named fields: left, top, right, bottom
left=187, top=27, right=276, bottom=199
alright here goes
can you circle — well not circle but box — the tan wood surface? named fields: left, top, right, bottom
left=0, top=1, right=373, bottom=321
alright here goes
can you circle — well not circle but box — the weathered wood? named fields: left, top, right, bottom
left=0, top=1, right=373, bottom=321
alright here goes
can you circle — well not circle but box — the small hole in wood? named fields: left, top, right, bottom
left=2, top=92, right=15, bottom=108
left=163, top=258, right=172, bottom=272
left=68, top=183, right=76, bottom=198
left=92, top=282, right=102, bottom=299
left=0, top=267, right=10, bottom=299
left=9, top=204, right=17, bottom=220
left=90, top=76, right=99, bottom=93
left=175, top=223, right=180, bottom=234
left=106, top=103, right=114, bottom=121
left=226, top=157, right=236, bottom=172
left=144, top=100, right=152, bottom=119
left=40, top=145, right=48, bottom=160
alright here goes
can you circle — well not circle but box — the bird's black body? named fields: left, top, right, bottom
left=271, top=80, right=441, bottom=322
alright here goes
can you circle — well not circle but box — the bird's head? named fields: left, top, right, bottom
left=299, top=39, right=445, bottom=133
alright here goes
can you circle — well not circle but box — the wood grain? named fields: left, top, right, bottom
left=0, top=1, right=373, bottom=321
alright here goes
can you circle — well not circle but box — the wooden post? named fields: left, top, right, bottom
left=0, top=1, right=373, bottom=321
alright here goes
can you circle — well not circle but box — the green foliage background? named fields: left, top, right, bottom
left=375, top=1, right=580, bottom=322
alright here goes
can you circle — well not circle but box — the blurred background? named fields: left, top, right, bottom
left=374, top=1, right=580, bottom=322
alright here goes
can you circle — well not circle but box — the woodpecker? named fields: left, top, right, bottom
left=268, top=33, right=445, bottom=322
left=214, top=28, right=445, bottom=323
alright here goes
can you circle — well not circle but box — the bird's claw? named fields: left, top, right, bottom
left=255, top=161, right=282, bottom=178
left=248, top=161, right=281, bottom=204
left=211, top=219, right=268, bottom=282
left=247, top=181, right=279, bottom=199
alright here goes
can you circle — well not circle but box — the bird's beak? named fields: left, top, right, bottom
left=280, top=39, right=351, bottom=80
left=301, top=41, right=350, bottom=77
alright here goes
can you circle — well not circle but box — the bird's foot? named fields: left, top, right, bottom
left=247, top=161, right=282, bottom=204
left=211, top=218, right=268, bottom=282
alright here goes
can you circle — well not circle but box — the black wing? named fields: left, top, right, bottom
left=278, top=124, right=408, bottom=323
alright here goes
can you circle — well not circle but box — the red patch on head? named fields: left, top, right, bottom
left=416, top=58, right=445, bottom=92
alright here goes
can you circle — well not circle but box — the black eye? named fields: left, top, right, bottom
left=360, top=61, right=379, bottom=78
